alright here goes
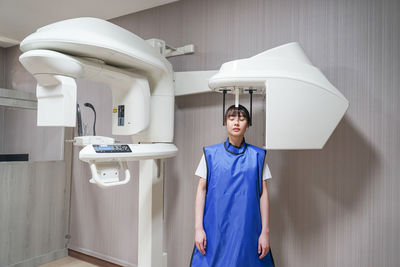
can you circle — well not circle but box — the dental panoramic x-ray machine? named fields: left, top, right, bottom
left=19, top=17, right=348, bottom=267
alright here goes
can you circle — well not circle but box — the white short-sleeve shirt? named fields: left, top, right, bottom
left=195, top=154, right=272, bottom=180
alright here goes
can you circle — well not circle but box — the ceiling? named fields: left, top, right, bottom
left=0, top=0, right=178, bottom=48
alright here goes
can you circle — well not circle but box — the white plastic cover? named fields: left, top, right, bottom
left=209, top=42, right=349, bottom=149
left=19, top=17, right=174, bottom=143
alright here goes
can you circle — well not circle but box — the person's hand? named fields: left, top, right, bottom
left=258, top=231, right=270, bottom=259
left=195, top=228, right=207, bottom=255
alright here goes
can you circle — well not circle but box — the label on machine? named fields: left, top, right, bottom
left=93, top=144, right=132, bottom=153
left=118, top=105, right=124, bottom=126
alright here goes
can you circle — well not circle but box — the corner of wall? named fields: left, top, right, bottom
left=0, top=47, right=5, bottom=88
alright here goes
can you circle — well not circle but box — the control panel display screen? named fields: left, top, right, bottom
left=93, top=145, right=132, bottom=153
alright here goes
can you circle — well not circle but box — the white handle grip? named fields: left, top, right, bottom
left=89, top=161, right=131, bottom=188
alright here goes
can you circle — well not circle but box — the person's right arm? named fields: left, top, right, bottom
left=195, top=178, right=207, bottom=255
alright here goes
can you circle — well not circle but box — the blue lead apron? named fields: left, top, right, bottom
left=190, top=138, right=275, bottom=267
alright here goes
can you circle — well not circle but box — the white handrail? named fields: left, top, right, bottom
left=89, top=161, right=131, bottom=188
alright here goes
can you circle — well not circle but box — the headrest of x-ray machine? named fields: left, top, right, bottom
left=209, top=42, right=349, bottom=149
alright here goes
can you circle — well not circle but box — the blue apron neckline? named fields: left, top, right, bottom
left=224, top=137, right=248, bottom=155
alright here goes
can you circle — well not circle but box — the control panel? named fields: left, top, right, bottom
left=93, top=144, right=132, bottom=153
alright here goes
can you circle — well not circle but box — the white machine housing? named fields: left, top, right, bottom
left=20, top=17, right=174, bottom=143
left=209, top=42, right=349, bottom=149
left=19, top=17, right=180, bottom=190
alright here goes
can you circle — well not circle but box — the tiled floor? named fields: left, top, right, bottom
left=39, top=256, right=98, bottom=267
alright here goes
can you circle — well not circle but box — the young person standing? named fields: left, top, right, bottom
left=190, top=104, right=275, bottom=267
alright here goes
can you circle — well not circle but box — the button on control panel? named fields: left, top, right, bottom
left=93, top=145, right=132, bottom=153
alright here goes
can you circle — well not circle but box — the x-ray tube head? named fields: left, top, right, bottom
left=19, top=17, right=176, bottom=143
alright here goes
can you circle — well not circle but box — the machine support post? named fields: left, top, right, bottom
left=138, top=159, right=167, bottom=267
left=249, top=89, right=253, bottom=126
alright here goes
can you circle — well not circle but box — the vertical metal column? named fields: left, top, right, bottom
left=222, top=89, right=227, bottom=125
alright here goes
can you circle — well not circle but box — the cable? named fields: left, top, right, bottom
left=84, top=102, right=96, bottom=136
left=76, top=104, right=83, bottom=136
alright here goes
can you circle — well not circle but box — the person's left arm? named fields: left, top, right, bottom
left=258, top=180, right=270, bottom=259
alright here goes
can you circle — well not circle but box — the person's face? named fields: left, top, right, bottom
left=226, top=113, right=248, bottom=137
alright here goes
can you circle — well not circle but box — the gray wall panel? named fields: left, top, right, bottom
left=0, top=47, right=5, bottom=88
left=0, top=48, right=5, bottom=152
left=4, top=46, right=36, bottom=92
left=0, top=107, right=4, bottom=153
left=0, top=162, right=69, bottom=266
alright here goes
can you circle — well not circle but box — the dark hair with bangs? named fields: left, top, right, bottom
left=224, top=104, right=251, bottom=125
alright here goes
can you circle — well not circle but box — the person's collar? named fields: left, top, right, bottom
left=224, top=137, right=247, bottom=155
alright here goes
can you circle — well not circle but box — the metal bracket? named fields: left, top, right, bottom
left=165, top=44, right=195, bottom=58
left=146, top=38, right=195, bottom=58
